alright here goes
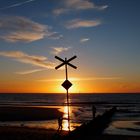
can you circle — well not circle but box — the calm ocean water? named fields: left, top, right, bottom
left=0, top=93, right=140, bottom=135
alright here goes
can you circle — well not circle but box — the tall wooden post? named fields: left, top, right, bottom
left=65, top=58, right=70, bottom=131
left=55, top=55, right=77, bottom=132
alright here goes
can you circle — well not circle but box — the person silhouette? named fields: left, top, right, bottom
left=92, top=105, right=96, bottom=119
left=57, top=117, right=63, bottom=132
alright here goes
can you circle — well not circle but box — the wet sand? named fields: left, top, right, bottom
left=0, top=106, right=63, bottom=121
left=98, top=134, right=140, bottom=140
left=0, top=106, right=64, bottom=139
left=0, top=126, right=58, bottom=140
left=0, top=126, right=139, bottom=140
left=0, top=106, right=139, bottom=140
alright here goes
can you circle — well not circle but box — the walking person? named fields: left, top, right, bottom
left=57, top=117, right=63, bottom=132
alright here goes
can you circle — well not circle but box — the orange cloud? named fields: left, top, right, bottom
left=0, top=16, right=62, bottom=42
left=0, top=51, right=55, bottom=69
left=51, top=46, right=71, bottom=55
left=65, top=19, right=101, bottom=29
left=53, top=0, right=108, bottom=15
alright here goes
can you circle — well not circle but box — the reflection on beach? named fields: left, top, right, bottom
left=62, top=105, right=73, bottom=131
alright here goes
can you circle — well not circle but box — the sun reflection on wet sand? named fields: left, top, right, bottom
left=62, top=105, right=73, bottom=131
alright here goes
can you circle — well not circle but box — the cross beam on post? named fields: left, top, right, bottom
left=55, top=55, right=77, bottom=132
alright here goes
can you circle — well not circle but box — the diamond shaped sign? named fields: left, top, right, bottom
left=62, top=80, right=72, bottom=90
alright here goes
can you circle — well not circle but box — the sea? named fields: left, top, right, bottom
left=0, top=93, right=140, bottom=136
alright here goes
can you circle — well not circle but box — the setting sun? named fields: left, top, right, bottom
left=0, top=0, right=140, bottom=94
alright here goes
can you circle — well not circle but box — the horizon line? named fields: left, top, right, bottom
left=0, top=92, right=140, bottom=94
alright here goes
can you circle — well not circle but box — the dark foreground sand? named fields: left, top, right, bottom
left=0, top=106, right=63, bottom=121
left=0, top=126, right=56, bottom=140
left=0, top=106, right=139, bottom=140
left=95, top=135, right=140, bottom=140
left=0, top=126, right=140, bottom=140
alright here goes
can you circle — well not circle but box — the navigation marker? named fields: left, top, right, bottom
left=55, top=55, right=77, bottom=132
left=62, top=80, right=72, bottom=90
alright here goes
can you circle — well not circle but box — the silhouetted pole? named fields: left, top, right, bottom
left=65, top=58, right=70, bottom=131
left=55, top=55, right=77, bottom=132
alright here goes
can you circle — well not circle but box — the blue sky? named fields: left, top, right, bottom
left=0, top=0, right=140, bottom=93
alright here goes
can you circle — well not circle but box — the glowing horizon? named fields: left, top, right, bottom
left=0, top=0, right=140, bottom=94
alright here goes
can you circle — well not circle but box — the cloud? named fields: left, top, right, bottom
left=0, top=0, right=36, bottom=10
left=79, top=77, right=122, bottom=81
left=64, top=0, right=95, bottom=10
left=48, top=32, right=63, bottom=40
left=53, top=8, right=68, bottom=15
left=80, top=38, right=90, bottom=43
left=51, top=47, right=71, bottom=55
left=65, top=19, right=101, bottom=29
left=0, top=51, right=55, bottom=69
left=39, top=77, right=122, bottom=82
left=1, top=32, right=45, bottom=43
left=53, top=0, right=108, bottom=15
left=0, top=16, right=61, bottom=42
left=16, top=68, right=46, bottom=75
left=97, top=5, right=108, bottom=10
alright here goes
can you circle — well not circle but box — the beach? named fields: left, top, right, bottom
left=0, top=126, right=140, bottom=140
left=0, top=106, right=63, bottom=121
left=0, top=93, right=139, bottom=139
left=0, top=106, right=64, bottom=139
left=0, top=107, right=139, bottom=140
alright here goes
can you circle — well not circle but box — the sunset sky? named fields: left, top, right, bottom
left=0, top=0, right=140, bottom=93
